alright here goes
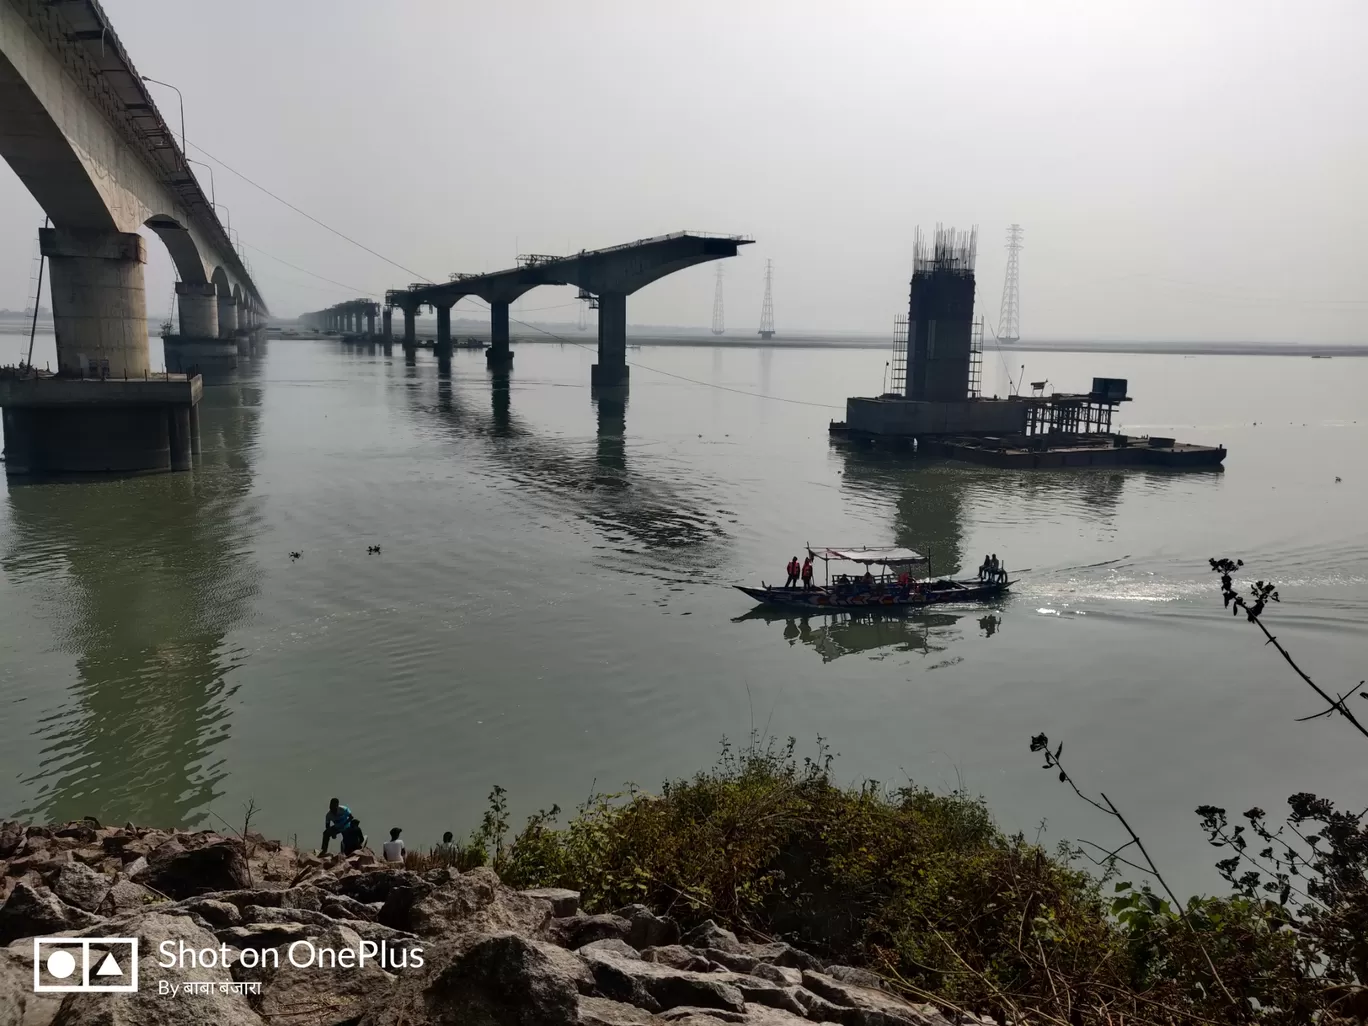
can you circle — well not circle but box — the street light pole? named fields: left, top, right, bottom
left=140, top=76, right=185, bottom=166
left=213, top=203, right=231, bottom=232
left=185, top=157, right=215, bottom=206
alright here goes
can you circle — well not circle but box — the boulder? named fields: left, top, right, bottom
left=47, top=862, right=110, bottom=914
left=48, top=912, right=264, bottom=1026
left=0, top=823, right=22, bottom=859
left=96, top=878, right=158, bottom=917
left=826, top=965, right=892, bottom=994
left=640, top=945, right=712, bottom=972
left=582, top=947, right=746, bottom=1015
left=699, top=948, right=759, bottom=974
left=579, top=938, right=643, bottom=960
left=522, top=887, right=582, bottom=918
left=335, top=868, right=423, bottom=905
left=745, top=942, right=824, bottom=974
left=241, top=905, right=339, bottom=930
left=320, top=893, right=378, bottom=921
left=379, top=866, right=551, bottom=939
left=659, top=1010, right=748, bottom=1024
left=253, top=923, right=398, bottom=1026
left=216, top=922, right=313, bottom=953
left=801, top=971, right=947, bottom=1026
left=577, top=996, right=664, bottom=1025
left=680, top=921, right=744, bottom=955
left=363, top=931, right=594, bottom=1026
left=614, top=905, right=681, bottom=950
left=0, top=883, right=102, bottom=945
left=184, top=899, right=243, bottom=927
left=789, top=987, right=854, bottom=1025
left=750, top=963, right=802, bottom=987
left=0, top=946, right=62, bottom=1026
left=550, top=913, right=633, bottom=950
left=136, top=840, right=251, bottom=899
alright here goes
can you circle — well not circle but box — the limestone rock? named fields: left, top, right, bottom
left=184, top=898, right=243, bottom=927
left=335, top=868, right=423, bottom=905
left=577, top=995, right=664, bottom=1025
left=363, top=931, right=594, bottom=1026
left=550, top=913, right=633, bottom=950
left=659, top=1009, right=748, bottom=1023
left=380, top=866, right=551, bottom=939
left=751, top=963, right=802, bottom=987
left=253, top=923, right=397, bottom=1026
left=49, top=913, right=264, bottom=1026
left=614, top=905, right=682, bottom=950
left=0, top=823, right=22, bottom=859
left=826, top=965, right=892, bottom=993
left=640, top=945, right=712, bottom=971
left=216, top=921, right=313, bottom=953
left=700, top=948, right=760, bottom=974
left=680, top=920, right=745, bottom=955
left=579, top=937, right=643, bottom=960
left=320, top=893, right=378, bottom=921
left=96, top=877, right=158, bottom=917
left=522, top=886, right=582, bottom=918
left=582, top=947, right=746, bottom=1015
left=136, top=840, right=251, bottom=899
left=0, top=946, right=62, bottom=1026
left=801, top=971, right=947, bottom=1026
left=242, top=904, right=338, bottom=930
left=47, top=862, right=110, bottom=914
left=746, top=942, right=824, bottom=974
left=0, top=883, right=102, bottom=945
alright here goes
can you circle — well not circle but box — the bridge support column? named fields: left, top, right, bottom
left=382, top=307, right=393, bottom=342
left=487, top=300, right=513, bottom=368
left=366, top=307, right=376, bottom=338
left=217, top=286, right=238, bottom=340
left=165, top=282, right=237, bottom=381
left=435, top=303, right=452, bottom=357
left=591, top=292, right=629, bottom=386
left=41, top=228, right=149, bottom=377
left=401, top=305, right=417, bottom=348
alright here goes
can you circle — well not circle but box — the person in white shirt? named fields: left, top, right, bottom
left=381, top=827, right=405, bottom=863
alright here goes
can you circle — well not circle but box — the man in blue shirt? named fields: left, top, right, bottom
left=322, top=798, right=358, bottom=854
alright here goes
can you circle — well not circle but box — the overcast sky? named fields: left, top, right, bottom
left=1, top=0, right=1364, bottom=341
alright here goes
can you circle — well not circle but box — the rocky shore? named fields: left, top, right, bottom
left=0, top=820, right=982, bottom=1026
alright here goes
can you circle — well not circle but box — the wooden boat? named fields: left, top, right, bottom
left=735, top=545, right=1013, bottom=612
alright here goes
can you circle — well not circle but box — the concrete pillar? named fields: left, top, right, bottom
left=487, top=300, right=513, bottom=368
left=176, top=282, right=218, bottom=338
left=401, top=305, right=416, bottom=346
left=168, top=405, right=192, bottom=471
left=40, top=228, right=149, bottom=378
left=366, top=307, right=376, bottom=337
left=591, top=292, right=629, bottom=386
left=217, top=286, right=238, bottom=339
left=435, top=303, right=452, bottom=355
left=382, top=307, right=393, bottom=341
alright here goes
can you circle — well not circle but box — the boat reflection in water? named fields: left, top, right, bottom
left=732, top=607, right=972, bottom=664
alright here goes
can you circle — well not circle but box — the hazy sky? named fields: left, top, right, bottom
left=1, top=0, right=1364, bottom=341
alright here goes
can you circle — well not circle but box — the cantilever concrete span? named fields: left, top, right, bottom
left=0, top=0, right=266, bottom=474
left=301, top=299, right=379, bottom=337
left=354, top=232, right=753, bottom=384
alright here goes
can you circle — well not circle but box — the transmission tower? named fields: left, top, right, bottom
left=710, top=264, right=725, bottom=336
left=757, top=259, right=775, bottom=339
left=997, top=224, right=1023, bottom=342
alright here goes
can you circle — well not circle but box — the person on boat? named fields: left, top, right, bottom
left=784, top=556, right=801, bottom=589
left=979, top=555, right=991, bottom=581
left=800, top=556, right=814, bottom=591
left=989, top=554, right=999, bottom=579
left=861, top=568, right=874, bottom=590
left=897, top=569, right=911, bottom=597
left=996, top=560, right=1008, bottom=584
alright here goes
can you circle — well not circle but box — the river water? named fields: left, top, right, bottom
left=1, top=331, right=1364, bottom=895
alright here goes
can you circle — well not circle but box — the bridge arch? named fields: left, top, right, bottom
left=144, top=215, right=208, bottom=285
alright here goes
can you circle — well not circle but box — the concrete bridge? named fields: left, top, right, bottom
left=301, top=298, right=379, bottom=337
left=305, top=232, right=752, bottom=385
left=0, top=0, right=266, bottom=475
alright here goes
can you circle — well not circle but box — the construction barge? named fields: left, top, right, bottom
left=834, top=225, right=1226, bottom=470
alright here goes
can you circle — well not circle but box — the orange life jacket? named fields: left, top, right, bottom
left=801, top=561, right=813, bottom=579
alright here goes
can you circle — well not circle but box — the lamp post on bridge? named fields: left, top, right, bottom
left=186, top=157, right=215, bottom=206
left=140, top=76, right=186, bottom=168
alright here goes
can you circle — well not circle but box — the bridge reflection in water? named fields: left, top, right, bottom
left=3, top=373, right=262, bottom=827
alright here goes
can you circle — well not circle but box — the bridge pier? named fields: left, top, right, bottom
left=400, top=304, right=417, bottom=348
left=435, top=302, right=453, bottom=357
left=382, top=307, right=393, bottom=342
left=217, top=286, right=238, bottom=341
left=0, top=229, right=201, bottom=477
left=366, top=307, right=377, bottom=338
left=590, top=292, right=629, bottom=386
left=487, top=300, right=513, bottom=368
left=164, top=281, right=237, bottom=380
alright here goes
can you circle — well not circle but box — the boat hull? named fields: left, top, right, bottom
left=735, top=578, right=1011, bottom=612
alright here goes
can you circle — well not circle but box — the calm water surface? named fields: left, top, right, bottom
left=1, top=332, right=1365, bottom=894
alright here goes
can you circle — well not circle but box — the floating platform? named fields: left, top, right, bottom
left=830, top=425, right=1225, bottom=470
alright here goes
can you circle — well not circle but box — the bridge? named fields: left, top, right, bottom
left=0, top=0, right=265, bottom=475
left=304, top=231, right=753, bottom=385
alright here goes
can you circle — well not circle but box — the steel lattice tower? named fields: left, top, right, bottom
left=758, top=259, right=775, bottom=339
left=711, top=264, right=725, bottom=336
left=997, top=224, right=1023, bottom=342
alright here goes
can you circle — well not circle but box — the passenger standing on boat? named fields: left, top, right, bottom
left=784, top=556, right=801, bottom=589
left=862, top=568, right=874, bottom=590
left=801, top=556, right=814, bottom=591
left=989, top=554, right=999, bottom=580
left=996, top=560, right=1008, bottom=584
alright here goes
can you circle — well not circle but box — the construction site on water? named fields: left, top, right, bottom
left=830, top=225, right=1227, bottom=469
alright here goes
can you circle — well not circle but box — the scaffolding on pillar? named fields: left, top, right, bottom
left=968, top=315, right=984, bottom=398
left=889, top=314, right=909, bottom=396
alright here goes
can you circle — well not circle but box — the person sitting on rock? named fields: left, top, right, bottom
left=382, top=827, right=405, bottom=863
left=321, top=798, right=356, bottom=854
left=435, top=831, right=456, bottom=858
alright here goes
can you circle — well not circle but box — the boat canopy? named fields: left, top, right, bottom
left=809, top=546, right=926, bottom=567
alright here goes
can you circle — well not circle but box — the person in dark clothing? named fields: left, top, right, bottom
left=784, top=556, right=801, bottom=589
left=322, top=798, right=358, bottom=854
left=800, top=556, right=814, bottom=591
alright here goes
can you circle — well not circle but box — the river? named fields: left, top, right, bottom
left=1, top=331, right=1365, bottom=895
